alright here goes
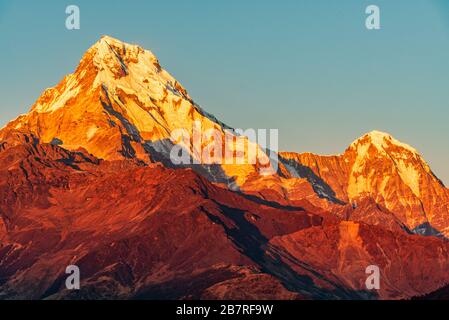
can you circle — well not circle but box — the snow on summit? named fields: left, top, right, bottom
left=349, top=130, right=420, bottom=156
left=91, top=35, right=190, bottom=103
left=0, top=35, right=271, bottom=186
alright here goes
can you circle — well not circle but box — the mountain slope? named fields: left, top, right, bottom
left=271, top=221, right=449, bottom=299
left=1, top=134, right=449, bottom=300
left=0, top=36, right=273, bottom=188
left=0, top=133, right=324, bottom=299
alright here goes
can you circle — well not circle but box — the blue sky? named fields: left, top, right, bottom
left=0, top=0, right=448, bottom=184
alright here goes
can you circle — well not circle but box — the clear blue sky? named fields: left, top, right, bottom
left=1, top=0, right=448, bottom=184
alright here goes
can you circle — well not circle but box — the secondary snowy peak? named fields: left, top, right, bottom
left=349, top=130, right=419, bottom=157
left=347, top=130, right=436, bottom=197
left=279, top=131, right=449, bottom=237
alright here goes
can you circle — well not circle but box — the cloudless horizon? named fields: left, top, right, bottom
left=1, top=0, right=448, bottom=184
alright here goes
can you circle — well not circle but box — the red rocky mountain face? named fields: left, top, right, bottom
left=0, top=133, right=323, bottom=299
left=1, top=134, right=449, bottom=300
left=1, top=36, right=449, bottom=300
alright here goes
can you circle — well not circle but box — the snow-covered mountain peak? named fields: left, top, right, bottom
left=70, top=35, right=193, bottom=110
left=349, top=130, right=419, bottom=157
left=92, top=35, right=155, bottom=61
left=346, top=130, right=437, bottom=203
left=90, top=36, right=163, bottom=86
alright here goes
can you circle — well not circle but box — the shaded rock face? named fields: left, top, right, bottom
left=416, top=284, right=449, bottom=300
